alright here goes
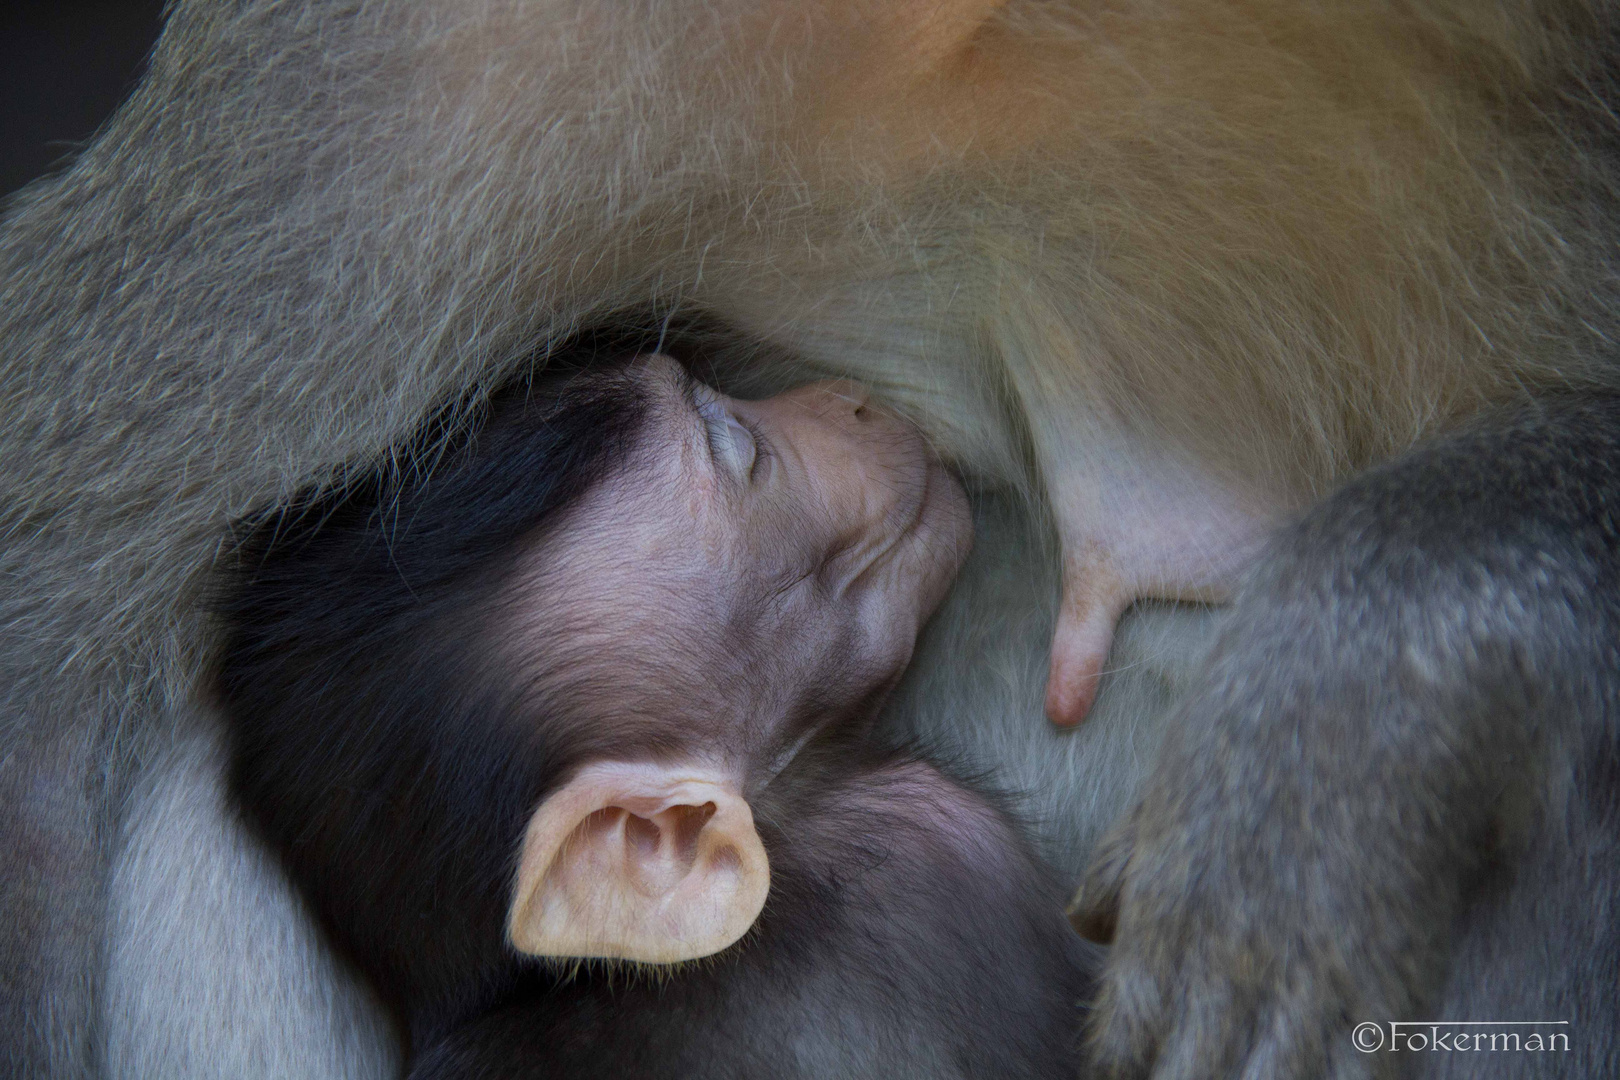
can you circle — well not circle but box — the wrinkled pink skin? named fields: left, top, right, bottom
left=506, top=355, right=975, bottom=776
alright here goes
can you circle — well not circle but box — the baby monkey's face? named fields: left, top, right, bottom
left=504, top=355, right=972, bottom=963
left=534, top=355, right=973, bottom=767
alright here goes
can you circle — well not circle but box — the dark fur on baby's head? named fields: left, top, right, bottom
left=216, top=358, right=1092, bottom=1075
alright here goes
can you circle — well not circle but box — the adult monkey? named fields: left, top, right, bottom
left=1, top=0, right=1618, bottom=1077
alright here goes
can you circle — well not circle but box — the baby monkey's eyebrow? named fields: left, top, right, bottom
left=674, top=366, right=703, bottom=417
left=672, top=366, right=718, bottom=466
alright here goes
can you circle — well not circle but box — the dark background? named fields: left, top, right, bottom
left=1, top=0, right=166, bottom=198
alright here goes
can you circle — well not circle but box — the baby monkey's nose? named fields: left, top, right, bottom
left=794, top=381, right=908, bottom=443
left=795, top=379, right=874, bottom=422
left=819, top=379, right=872, bottom=413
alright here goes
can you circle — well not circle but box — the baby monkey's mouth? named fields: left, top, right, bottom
left=832, top=415, right=971, bottom=594
left=909, top=453, right=975, bottom=608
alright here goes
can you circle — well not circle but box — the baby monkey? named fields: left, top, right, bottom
left=217, top=355, right=1092, bottom=1079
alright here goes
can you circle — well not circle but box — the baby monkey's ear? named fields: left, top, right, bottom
left=507, top=762, right=769, bottom=964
